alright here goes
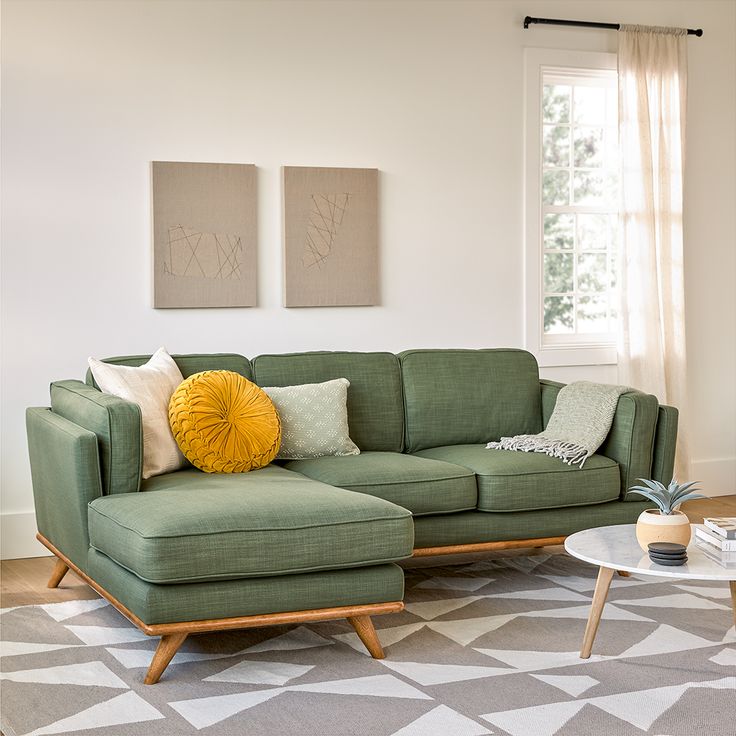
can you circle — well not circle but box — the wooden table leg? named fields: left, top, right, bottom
left=144, top=633, right=188, bottom=685
left=580, top=566, right=614, bottom=658
left=347, top=615, right=385, bottom=659
left=47, top=559, right=70, bottom=588
left=730, top=581, right=735, bottom=627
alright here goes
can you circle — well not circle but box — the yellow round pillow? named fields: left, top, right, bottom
left=169, top=370, right=281, bottom=473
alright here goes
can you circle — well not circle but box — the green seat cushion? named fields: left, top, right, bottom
left=285, top=451, right=477, bottom=516
left=414, top=445, right=620, bottom=512
left=399, top=349, right=542, bottom=453
left=89, top=550, right=405, bottom=625
left=88, top=465, right=413, bottom=584
left=252, top=352, right=403, bottom=452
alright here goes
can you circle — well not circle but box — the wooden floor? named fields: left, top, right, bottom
left=3, top=496, right=735, bottom=608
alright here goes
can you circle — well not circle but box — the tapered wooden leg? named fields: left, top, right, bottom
left=144, top=633, right=188, bottom=685
left=47, top=559, right=70, bottom=588
left=347, top=615, right=384, bottom=659
left=730, top=581, right=735, bottom=626
left=617, top=570, right=630, bottom=577
left=580, top=566, right=614, bottom=658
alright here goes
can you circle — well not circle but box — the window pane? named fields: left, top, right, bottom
left=544, top=296, right=574, bottom=333
left=573, top=126, right=604, bottom=168
left=543, top=170, right=569, bottom=205
left=578, top=253, right=607, bottom=292
left=543, top=125, right=570, bottom=167
left=577, top=213, right=609, bottom=250
left=574, top=86, right=606, bottom=125
left=544, top=213, right=574, bottom=249
left=573, top=171, right=617, bottom=205
left=577, top=295, right=608, bottom=333
left=543, top=85, right=571, bottom=123
left=544, top=253, right=574, bottom=293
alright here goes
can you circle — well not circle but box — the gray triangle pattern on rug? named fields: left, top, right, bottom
left=1, top=553, right=734, bottom=735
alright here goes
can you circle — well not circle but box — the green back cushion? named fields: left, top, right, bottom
left=400, top=349, right=542, bottom=452
left=253, top=352, right=404, bottom=452
left=76, top=353, right=250, bottom=493
left=85, top=353, right=252, bottom=387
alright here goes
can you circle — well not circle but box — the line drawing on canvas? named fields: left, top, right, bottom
left=303, top=193, right=351, bottom=268
left=164, top=225, right=242, bottom=280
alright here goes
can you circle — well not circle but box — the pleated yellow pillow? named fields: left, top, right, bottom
left=169, top=370, right=281, bottom=473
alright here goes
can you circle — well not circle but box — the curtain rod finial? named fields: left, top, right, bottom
left=523, top=16, right=532, bottom=29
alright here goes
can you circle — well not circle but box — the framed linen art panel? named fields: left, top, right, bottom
left=282, top=166, right=379, bottom=307
left=152, top=161, right=257, bottom=308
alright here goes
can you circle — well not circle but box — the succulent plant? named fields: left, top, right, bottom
left=626, top=478, right=706, bottom=515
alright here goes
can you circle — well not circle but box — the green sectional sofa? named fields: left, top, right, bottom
left=26, top=348, right=678, bottom=684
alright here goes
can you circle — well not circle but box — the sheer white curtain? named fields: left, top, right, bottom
left=617, top=25, right=690, bottom=479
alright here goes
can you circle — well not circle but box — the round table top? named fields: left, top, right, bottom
left=564, top=524, right=736, bottom=581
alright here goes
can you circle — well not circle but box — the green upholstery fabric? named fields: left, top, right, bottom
left=413, top=500, right=651, bottom=548
left=414, top=445, right=620, bottom=512
left=50, top=381, right=142, bottom=496
left=651, top=404, right=678, bottom=486
left=253, top=352, right=403, bottom=452
left=284, top=452, right=477, bottom=515
left=88, top=465, right=413, bottom=584
left=85, top=353, right=252, bottom=387
left=89, top=549, right=404, bottom=625
left=26, top=408, right=103, bottom=570
left=400, top=349, right=542, bottom=453
left=540, top=379, right=564, bottom=426
left=539, top=381, right=659, bottom=496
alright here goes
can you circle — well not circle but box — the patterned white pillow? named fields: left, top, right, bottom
left=262, top=378, right=360, bottom=460
left=88, top=347, right=187, bottom=479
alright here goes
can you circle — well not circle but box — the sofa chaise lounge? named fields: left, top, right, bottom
left=26, top=349, right=677, bottom=684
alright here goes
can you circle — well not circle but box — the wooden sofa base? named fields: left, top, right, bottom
left=38, top=532, right=630, bottom=683
left=412, top=535, right=567, bottom=556
left=36, top=533, right=403, bottom=685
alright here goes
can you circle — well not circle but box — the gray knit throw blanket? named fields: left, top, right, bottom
left=486, top=381, right=628, bottom=467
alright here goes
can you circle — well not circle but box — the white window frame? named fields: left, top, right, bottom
left=524, top=48, right=618, bottom=368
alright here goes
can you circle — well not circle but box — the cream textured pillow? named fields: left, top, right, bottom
left=88, top=347, right=187, bottom=479
left=262, top=378, right=360, bottom=460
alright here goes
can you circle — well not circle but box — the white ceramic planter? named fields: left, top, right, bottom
left=635, top=509, right=691, bottom=551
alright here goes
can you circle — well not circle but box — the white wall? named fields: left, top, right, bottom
left=2, top=0, right=734, bottom=558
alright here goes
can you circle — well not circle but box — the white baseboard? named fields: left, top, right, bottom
left=1, top=510, right=50, bottom=560
left=690, top=456, right=736, bottom=497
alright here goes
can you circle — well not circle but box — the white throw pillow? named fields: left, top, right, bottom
left=262, top=378, right=360, bottom=460
left=88, top=347, right=187, bottom=479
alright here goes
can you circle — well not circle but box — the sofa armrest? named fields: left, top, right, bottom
left=651, top=404, right=679, bottom=485
left=26, top=407, right=103, bottom=570
left=539, top=380, right=659, bottom=497
left=540, top=379, right=565, bottom=427
left=50, top=380, right=142, bottom=495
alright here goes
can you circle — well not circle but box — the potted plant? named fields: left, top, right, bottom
left=627, top=479, right=705, bottom=551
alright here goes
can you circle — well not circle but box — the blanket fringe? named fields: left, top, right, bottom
left=486, top=436, right=590, bottom=467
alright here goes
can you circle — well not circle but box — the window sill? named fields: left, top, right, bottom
left=537, top=343, right=617, bottom=368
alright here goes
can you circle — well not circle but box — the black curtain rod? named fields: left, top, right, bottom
left=524, top=16, right=703, bottom=37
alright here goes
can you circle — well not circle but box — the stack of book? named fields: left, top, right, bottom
left=694, top=517, right=736, bottom=568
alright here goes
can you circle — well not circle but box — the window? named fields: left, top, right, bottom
left=525, top=50, right=619, bottom=367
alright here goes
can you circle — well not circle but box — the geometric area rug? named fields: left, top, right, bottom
left=1, top=553, right=734, bottom=736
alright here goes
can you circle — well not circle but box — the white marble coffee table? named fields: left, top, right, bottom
left=565, top=524, right=736, bottom=658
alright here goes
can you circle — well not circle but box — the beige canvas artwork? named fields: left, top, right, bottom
left=283, top=166, right=378, bottom=307
left=152, top=161, right=257, bottom=308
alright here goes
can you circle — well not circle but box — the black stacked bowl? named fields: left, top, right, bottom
left=648, top=542, right=688, bottom=566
